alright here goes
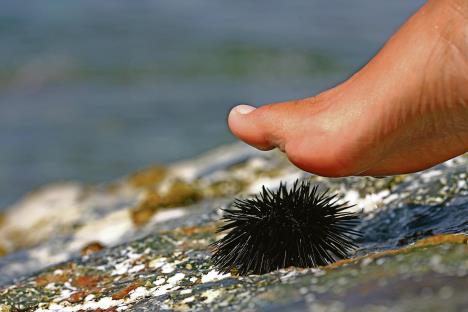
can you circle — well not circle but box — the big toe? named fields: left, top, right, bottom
left=228, top=102, right=296, bottom=151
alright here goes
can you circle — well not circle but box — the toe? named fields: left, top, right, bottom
left=228, top=102, right=294, bottom=151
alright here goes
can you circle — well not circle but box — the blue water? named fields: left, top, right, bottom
left=0, top=1, right=426, bottom=209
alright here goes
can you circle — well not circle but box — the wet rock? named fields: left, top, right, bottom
left=0, top=144, right=466, bottom=310
left=80, top=242, right=105, bottom=256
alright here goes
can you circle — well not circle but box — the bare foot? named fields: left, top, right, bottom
left=228, top=0, right=468, bottom=177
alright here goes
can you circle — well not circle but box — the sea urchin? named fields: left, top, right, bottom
left=211, top=180, right=361, bottom=275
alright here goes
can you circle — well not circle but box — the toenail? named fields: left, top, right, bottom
left=234, top=104, right=256, bottom=115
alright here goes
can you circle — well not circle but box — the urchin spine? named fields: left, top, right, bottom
left=211, top=180, right=361, bottom=275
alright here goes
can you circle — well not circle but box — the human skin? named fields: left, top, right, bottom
left=228, top=0, right=468, bottom=177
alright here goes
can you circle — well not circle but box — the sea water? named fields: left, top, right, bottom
left=0, top=0, right=425, bottom=209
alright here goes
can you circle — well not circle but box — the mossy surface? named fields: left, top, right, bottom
left=131, top=180, right=202, bottom=226
left=128, top=166, right=167, bottom=190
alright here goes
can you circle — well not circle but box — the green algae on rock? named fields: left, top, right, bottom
left=127, top=166, right=168, bottom=190
left=131, top=180, right=202, bottom=226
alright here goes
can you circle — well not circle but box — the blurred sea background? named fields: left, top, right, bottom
left=0, top=0, right=425, bottom=210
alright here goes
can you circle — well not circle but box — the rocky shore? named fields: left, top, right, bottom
left=0, top=143, right=466, bottom=311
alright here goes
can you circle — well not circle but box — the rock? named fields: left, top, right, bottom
left=80, top=242, right=106, bottom=256
left=0, top=143, right=466, bottom=310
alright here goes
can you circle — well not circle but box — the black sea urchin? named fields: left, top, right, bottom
left=211, top=180, right=361, bottom=275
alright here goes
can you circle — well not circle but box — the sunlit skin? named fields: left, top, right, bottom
left=228, top=0, right=468, bottom=177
